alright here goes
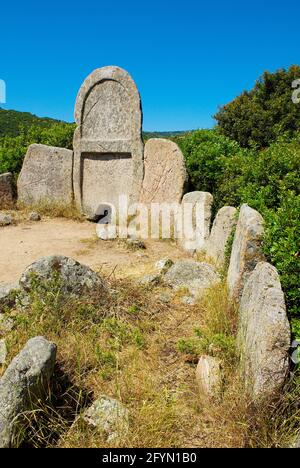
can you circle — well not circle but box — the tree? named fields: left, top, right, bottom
left=214, top=65, right=300, bottom=148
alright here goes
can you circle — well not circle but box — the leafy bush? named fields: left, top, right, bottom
left=219, top=137, right=300, bottom=318
left=178, top=130, right=300, bottom=323
left=175, top=129, right=246, bottom=209
left=214, top=65, right=300, bottom=148
left=263, top=193, right=300, bottom=318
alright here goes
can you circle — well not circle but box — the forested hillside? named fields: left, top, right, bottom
left=0, top=108, right=64, bottom=137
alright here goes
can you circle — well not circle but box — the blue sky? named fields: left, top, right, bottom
left=1, top=0, right=299, bottom=131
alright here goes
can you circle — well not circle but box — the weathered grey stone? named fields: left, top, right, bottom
left=140, top=138, right=187, bottom=204
left=19, top=255, right=106, bottom=297
left=29, top=211, right=41, bottom=222
left=181, top=295, right=196, bottom=306
left=0, top=282, right=19, bottom=312
left=17, top=144, right=73, bottom=207
left=157, top=293, right=171, bottom=304
left=155, top=258, right=174, bottom=274
left=164, top=260, right=220, bottom=299
left=0, top=315, right=14, bottom=334
left=0, top=173, right=15, bottom=208
left=179, top=191, right=213, bottom=254
left=96, top=222, right=117, bottom=241
left=0, top=339, right=7, bottom=365
left=227, top=204, right=265, bottom=301
left=0, top=213, right=12, bottom=226
left=83, top=396, right=129, bottom=442
left=206, top=206, right=237, bottom=267
left=196, top=355, right=222, bottom=398
left=73, top=66, right=144, bottom=220
left=138, top=273, right=161, bottom=287
left=237, top=262, right=291, bottom=400
left=0, top=336, right=57, bottom=448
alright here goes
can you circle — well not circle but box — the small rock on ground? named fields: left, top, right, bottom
left=83, top=396, right=129, bottom=442
left=181, top=295, right=196, bottom=306
left=19, top=255, right=106, bottom=297
left=29, top=212, right=41, bottom=222
left=155, top=258, right=174, bottom=274
left=138, top=274, right=161, bottom=286
left=126, top=239, right=146, bottom=250
left=0, top=315, right=14, bottom=334
left=164, top=260, right=220, bottom=300
left=157, top=293, right=171, bottom=304
left=0, top=214, right=12, bottom=226
left=0, top=282, right=19, bottom=312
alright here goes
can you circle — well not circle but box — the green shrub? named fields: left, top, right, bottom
left=175, top=129, right=244, bottom=209
left=263, top=193, right=300, bottom=319
left=178, top=131, right=300, bottom=324
left=215, top=65, right=300, bottom=148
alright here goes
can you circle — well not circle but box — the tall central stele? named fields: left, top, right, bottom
left=73, top=66, right=144, bottom=219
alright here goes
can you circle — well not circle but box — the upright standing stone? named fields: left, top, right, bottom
left=206, top=206, right=237, bottom=267
left=0, top=336, right=56, bottom=448
left=17, top=144, right=73, bottom=207
left=237, top=262, right=290, bottom=400
left=227, top=204, right=264, bottom=301
left=179, top=191, right=213, bottom=254
left=73, top=66, right=144, bottom=220
left=140, top=138, right=187, bottom=204
left=195, top=355, right=222, bottom=399
left=0, top=173, right=15, bottom=208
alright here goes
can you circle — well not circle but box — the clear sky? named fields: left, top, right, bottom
left=1, top=0, right=299, bottom=131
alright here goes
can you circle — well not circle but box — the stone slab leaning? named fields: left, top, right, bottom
left=237, top=262, right=291, bottom=400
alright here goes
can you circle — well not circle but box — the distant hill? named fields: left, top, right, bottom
left=0, top=108, right=189, bottom=139
left=143, top=131, right=189, bottom=139
left=0, top=108, right=64, bottom=137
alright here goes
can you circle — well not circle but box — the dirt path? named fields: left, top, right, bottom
left=0, top=218, right=187, bottom=285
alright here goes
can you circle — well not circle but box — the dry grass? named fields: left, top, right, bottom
left=16, top=201, right=84, bottom=221
left=1, top=272, right=298, bottom=448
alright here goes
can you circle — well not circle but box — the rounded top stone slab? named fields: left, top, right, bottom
left=74, top=66, right=142, bottom=125
left=73, top=66, right=144, bottom=218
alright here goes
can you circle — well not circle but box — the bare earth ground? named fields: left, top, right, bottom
left=0, top=217, right=187, bottom=285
